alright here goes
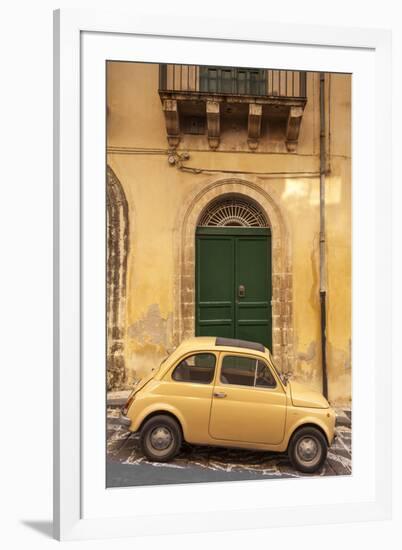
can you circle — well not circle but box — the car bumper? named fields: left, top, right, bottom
left=119, top=414, right=132, bottom=428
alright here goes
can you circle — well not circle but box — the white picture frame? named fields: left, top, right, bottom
left=53, top=8, right=392, bottom=541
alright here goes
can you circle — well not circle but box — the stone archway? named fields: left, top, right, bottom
left=173, top=178, right=294, bottom=373
left=106, top=166, right=129, bottom=390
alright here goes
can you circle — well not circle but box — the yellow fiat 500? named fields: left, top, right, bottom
left=121, top=337, right=336, bottom=473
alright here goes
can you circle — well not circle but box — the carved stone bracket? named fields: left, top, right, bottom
left=163, top=99, right=180, bottom=148
left=160, top=93, right=306, bottom=152
left=206, top=100, right=220, bottom=150
left=248, top=103, right=262, bottom=150
left=285, top=106, right=304, bottom=152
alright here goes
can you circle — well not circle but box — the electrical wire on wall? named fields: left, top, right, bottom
left=107, top=146, right=320, bottom=179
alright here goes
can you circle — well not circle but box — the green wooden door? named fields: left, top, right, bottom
left=196, top=227, right=272, bottom=349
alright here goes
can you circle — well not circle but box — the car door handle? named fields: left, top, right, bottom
left=213, top=392, right=227, bottom=398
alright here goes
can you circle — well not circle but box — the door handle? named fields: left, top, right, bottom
left=213, top=391, right=227, bottom=398
left=238, top=284, right=246, bottom=298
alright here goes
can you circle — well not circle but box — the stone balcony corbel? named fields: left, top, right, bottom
left=285, top=106, right=304, bottom=152
left=247, top=103, right=262, bottom=150
left=162, top=99, right=180, bottom=148
left=206, top=100, right=220, bottom=150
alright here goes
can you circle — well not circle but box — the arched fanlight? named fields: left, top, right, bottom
left=198, top=195, right=269, bottom=228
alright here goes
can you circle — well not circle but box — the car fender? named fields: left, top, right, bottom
left=284, top=413, right=333, bottom=447
left=130, top=401, right=188, bottom=437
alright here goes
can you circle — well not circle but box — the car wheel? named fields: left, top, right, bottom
left=140, top=415, right=182, bottom=462
left=288, top=426, right=328, bottom=473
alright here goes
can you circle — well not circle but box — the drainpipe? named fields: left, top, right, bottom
left=319, top=73, right=328, bottom=399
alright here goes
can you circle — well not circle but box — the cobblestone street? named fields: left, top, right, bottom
left=106, top=406, right=351, bottom=487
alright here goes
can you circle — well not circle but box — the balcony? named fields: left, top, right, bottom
left=158, top=64, right=307, bottom=151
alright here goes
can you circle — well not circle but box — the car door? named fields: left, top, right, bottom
left=164, top=352, right=217, bottom=443
left=208, top=353, right=287, bottom=445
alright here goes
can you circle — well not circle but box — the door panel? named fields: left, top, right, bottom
left=196, top=227, right=272, bottom=349
left=236, top=236, right=271, bottom=349
left=196, top=236, right=235, bottom=338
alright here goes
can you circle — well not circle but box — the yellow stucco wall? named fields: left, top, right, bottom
left=106, top=62, right=351, bottom=406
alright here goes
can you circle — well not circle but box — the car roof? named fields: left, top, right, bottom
left=215, top=337, right=265, bottom=352
left=173, top=336, right=268, bottom=355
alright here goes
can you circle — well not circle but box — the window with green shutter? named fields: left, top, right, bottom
left=199, top=66, right=266, bottom=95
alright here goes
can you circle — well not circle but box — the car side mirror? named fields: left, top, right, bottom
left=282, top=371, right=293, bottom=385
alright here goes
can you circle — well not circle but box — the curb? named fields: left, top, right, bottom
left=107, top=390, right=131, bottom=407
left=335, top=409, right=351, bottom=428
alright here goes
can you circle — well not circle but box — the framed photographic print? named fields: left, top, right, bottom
left=53, top=9, right=392, bottom=541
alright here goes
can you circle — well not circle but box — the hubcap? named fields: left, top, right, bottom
left=149, top=426, right=173, bottom=451
left=296, top=436, right=320, bottom=464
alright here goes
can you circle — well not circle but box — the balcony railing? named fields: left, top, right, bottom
left=159, top=64, right=307, bottom=99
left=158, top=64, right=307, bottom=151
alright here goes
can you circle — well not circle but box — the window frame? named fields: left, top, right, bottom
left=170, top=351, right=217, bottom=385
left=255, top=358, right=277, bottom=389
left=218, top=352, right=278, bottom=390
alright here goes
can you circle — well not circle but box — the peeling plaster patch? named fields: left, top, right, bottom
left=293, top=340, right=321, bottom=389
left=127, top=305, right=173, bottom=383
left=326, top=342, right=352, bottom=406
left=126, top=342, right=167, bottom=384
left=292, top=339, right=351, bottom=407
left=128, top=304, right=172, bottom=347
left=297, top=341, right=317, bottom=363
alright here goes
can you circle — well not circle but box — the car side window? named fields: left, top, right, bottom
left=220, top=355, right=277, bottom=388
left=172, top=353, right=216, bottom=384
left=220, top=356, right=256, bottom=386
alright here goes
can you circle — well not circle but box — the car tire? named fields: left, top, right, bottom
left=288, top=426, right=328, bottom=473
left=140, top=414, right=182, bottom=462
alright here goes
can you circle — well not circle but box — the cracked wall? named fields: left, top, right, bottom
left=106, top=63, right=351, bottom=405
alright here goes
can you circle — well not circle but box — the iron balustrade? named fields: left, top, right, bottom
left=159, top=64, right=307, bottom=99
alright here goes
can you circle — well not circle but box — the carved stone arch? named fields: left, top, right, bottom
left=107, top=166, right=129, bottom=390
left=173, top=178, right=294, bottom=372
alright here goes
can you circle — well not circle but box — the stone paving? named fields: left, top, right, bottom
left=106, top=406, right=351, bottom=487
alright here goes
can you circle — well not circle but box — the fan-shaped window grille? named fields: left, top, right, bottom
left=198, top=196, right=269, bottom=228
